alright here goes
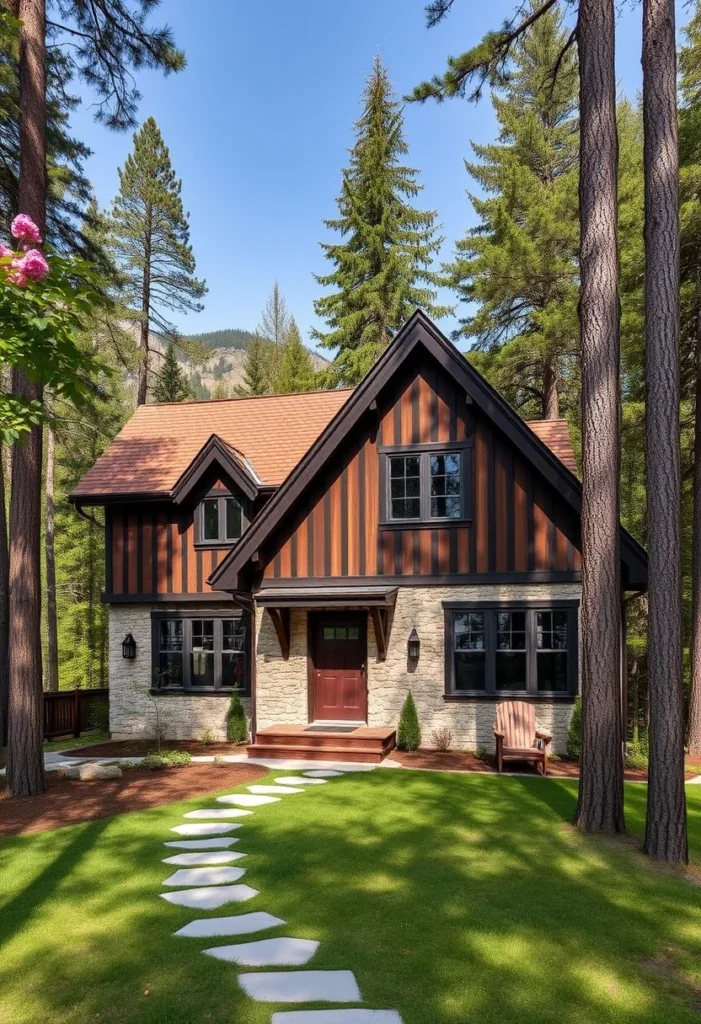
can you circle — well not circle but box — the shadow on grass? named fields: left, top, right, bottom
left=0, top=771, right=700, bottom=1024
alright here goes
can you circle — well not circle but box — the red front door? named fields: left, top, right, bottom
left=311, top=613, right=367, bottom=722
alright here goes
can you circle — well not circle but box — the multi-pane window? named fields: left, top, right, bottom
left=152, top=615, right=250, bottom=693
left=200, top=494, right=244, bottom=543
left=322, top=625, right=360, bottom=641
left=445, top=604, right=577, bottom=696
left=386, top=450, right=465, bottom=522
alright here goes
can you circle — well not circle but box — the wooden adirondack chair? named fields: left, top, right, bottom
left=493, top=701, right=552, bottom=775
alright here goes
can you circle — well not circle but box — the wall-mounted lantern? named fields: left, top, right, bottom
left=407, top=627, right=420, bottom=662
left=122, top=633, right=137, bottom=660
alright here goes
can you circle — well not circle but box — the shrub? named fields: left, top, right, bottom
left=200, top=728, right=216, bottom=746
left=431, top=727, right=452, bottom=752
left=625, top=733, right=649, bottom=770
left=141, top=749, right=192, bottom=770
left=475, top=745, right=488, bottom=761
left=226, top=691, right=248, bottom=744
left=567, top=695, right=582, bottom=759
left=397, top=692, right=421, bottom=751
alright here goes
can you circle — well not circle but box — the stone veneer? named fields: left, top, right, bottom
left=108, top=604, right=251, bottom=741
left=256, top=583, right=581, bottom=754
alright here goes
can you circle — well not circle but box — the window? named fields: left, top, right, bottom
left=383, top=447, right=470, bottom=524
left=152, top=613, right=250, bottom=693
left=445, top=603, right=578, bottom=697
left=322, top=625, right=360, bottom=641
left=198, top=493, right=244, bottom=544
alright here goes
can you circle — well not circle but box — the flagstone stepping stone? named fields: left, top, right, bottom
left=184, top=808, right=252, bottom=819
left=303, top=770, right=344, bottom=778
left=215, top=794, right=280, bottom=806
left=160, top=884, right=258, bottom=909
left=204, top=937, right=319, bottom=966
left=272, top=1013, right=404, bottom=1024
left=238, top=971, right=361, bottom=1003
left=274, top=776, right=327, bottom=786
left=170, top=823, right=242, bottom=836
left=175, top=912, right=285, bottom=938
left=163, top=851, right=247, bottom=866
left=247, top=784, right=305, bottom=795
left=163, top=866, right=246, bottom=887
left=164, top=837, right=239, bottom=849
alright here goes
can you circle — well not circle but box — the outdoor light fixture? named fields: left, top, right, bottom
left=407, top=627, right=420, bottom=661
left=122, top=633, right=137, bottom=660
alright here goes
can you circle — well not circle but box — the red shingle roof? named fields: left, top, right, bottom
left=71, top=389, right=353, bottom=499
left=72, top=388, right=577, bottom=501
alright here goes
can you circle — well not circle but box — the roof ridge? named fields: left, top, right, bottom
left=137, top=387, right=355, bottom=410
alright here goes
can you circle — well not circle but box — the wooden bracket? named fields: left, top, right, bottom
left=268, top=607, right=290, bottom=660
left=370, top=607, right=389, bottom=662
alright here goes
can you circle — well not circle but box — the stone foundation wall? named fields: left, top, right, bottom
left=108, top=604, right=251, bottom=742
left=254, top=583, right=581, bottom=754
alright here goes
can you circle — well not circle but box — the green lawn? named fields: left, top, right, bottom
left=1, top=770, right=700, bottom=1024
left=42, top=731, right=109, bottom=753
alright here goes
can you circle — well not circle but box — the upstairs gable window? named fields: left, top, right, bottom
left=382, top=446, right=470, bottom=525
left=199, top=493, right=244, bottom=544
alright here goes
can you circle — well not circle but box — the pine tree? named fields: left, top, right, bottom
left=152, top=342, right=191, bottom=403
left=445, top=7, right=579, bottom=420
left=313, top=56, right=450, bottom=385
left=110, top=117, right=206, bottom=405
left=257, top=282, right=291, bottom=383
left=236, top=334, right=273, bottom=396
left=397, top=692, right=421, bottom=751
left=275, top=319, right=317, bottom=393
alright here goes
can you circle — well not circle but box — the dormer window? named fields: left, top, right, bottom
left=199, top=493, right=243, bottom=544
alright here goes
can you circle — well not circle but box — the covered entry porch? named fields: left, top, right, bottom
left=250, top=585, right=399, bottom=762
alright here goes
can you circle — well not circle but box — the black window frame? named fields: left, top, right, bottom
left=378, top=441, right=473, bottom=530
left=443, top=600, right=579, bottom=699
left=151, top=609, right=251, bottom=695
left=195, top=489, right=246, bottom=547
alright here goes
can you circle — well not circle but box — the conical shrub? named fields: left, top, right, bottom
left=226, top=691, right=248, bottom=744
left=397, top=691, right=421, bottom=751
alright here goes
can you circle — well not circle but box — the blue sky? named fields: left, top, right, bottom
left=69, top=0, right=680, bottom=348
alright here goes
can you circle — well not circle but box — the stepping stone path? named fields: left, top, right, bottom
left=163, top=866, right=247, bottom=887
left=161, top=884, right=258, bottom=909
left=175, top=912, right=285, bottom=938
left=164, top=837, right=239, bottom=849
left=170, top=822, right=242, bottom=836
left=215, top=793, right=280, bottom=806
left=159, top=769, right=403, bottom=1022
left=163, top=851, right=246, bottom=866
left=204, top=937, right=319, bottom=966
left=184, top=808, right=253, bottom=819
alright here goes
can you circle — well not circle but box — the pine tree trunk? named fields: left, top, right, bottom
left=136, top=213, right=152, bottom=406
left=0, top=440, right=9, bottom=763
left=689, top=315, right=701, bottom=755
left=642, top=0, right=688, bottom=862
left=7, top=0, right=47, bottom=797
left=573, top=0, right=625, bottom=833
left=543, top=356, right=560, bottom=419
left=45, top=424, right=58, bottom=691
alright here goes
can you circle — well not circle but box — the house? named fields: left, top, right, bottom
left=71, top=312, right=647, bottom=762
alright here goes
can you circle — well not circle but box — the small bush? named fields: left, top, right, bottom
left=431, top=727, right=452, bottom=752
left=200, top=728, right=216, bottom=746
left=625, top=734, right=649, bottom=770
left=88, top=698, right=110, bottom=734
left=567, top=695, right=582, bottom=759
left=475, top=745, right=488, bottom=761
left=141, top=749, right=192, bottom=770
left=397, top=692, right=421, bottom=751
left=226, top=691, right=248, bottom=745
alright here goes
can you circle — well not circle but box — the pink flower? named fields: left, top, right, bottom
left=18, top=248, right=49, bottom=282
left=10, top=213, right=42, bottom=244
left=0, top=244, right=12, bottom=258
left=7, top=268, right=28, bottom=288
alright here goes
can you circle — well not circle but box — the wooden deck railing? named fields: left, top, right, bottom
left=43, top=688, right=109, bottom=740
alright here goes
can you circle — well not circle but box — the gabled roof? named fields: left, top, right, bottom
left=209, top=310, right=647, bottom=590
left=171, top=434, right=260, bottom=504
left=70, top=388, right=353, bottom=502
left=526, top=420, right=578, bottom=475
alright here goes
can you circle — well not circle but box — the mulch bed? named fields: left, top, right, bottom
left=390, top=748, right=701, bottom=782
left=0, top=763, right=267, bottom=838
left=63, top=739, right=247, bottom=758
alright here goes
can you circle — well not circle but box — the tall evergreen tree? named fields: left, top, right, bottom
left=152, top=342, right=191, bottom=403
left=111, top=117, right=206, bottom=406
left=257, top=282, right=291, bottom=383
left=276, top=319, right=317, bottom=393
left=314, top=56, right=450, bottom=385
left=446, top=6, right=579, bottom=420
left=236, top=334, right=273, bottom=397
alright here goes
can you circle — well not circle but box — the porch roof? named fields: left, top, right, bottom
left=255, top=585, right=398, bottom=610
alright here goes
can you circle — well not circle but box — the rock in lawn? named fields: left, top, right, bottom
left=63, top=762, right=122, bottom=781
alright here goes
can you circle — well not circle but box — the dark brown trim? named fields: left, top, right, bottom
left=151, top=512, right=158, bottom=593
left=256, top=570, right=581, bottom=589
left=180, top=514, right=188, bottom=594
left=196, top=548, right=203, bottom=593
left=378, top=440, right=474, bottom=454
left=290, top=531, right=298, bottom=578
left=411, top=375, right=420, bottom=444
left=487, top=428, right=496, bottom=572
left=166, top=520, right=173, bottom=594
left=136, top=511, right=144, bottom=594
left=171, top=434, right=259, bottom=504
left=370, top=606, right=389, bottom=661
left=307, top=508, right=315, bottom=577
left=105, top=510, right=113, bottom=594
left=340, top=467, right=348, bottom=577
left=121, top=514, right=128, bottom=595
left=443, top=693, right=577, bottom=704
left=324, top=490, right=332, bottom=577
left=506, top=450, right=515, bottom=573
left=267, top=607, right=290, bottom=660
left=379, top=519, right=472, bottom=532
left=526, top=474, right=535, bottom=572
left=103, top=591, right=235, bottom=604
left=358, top=445, right=366, bottom=575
